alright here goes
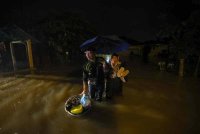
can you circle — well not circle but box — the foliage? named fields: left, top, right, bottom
left=157, top=10, right=200, bottom=58
left=37, top=12, right=97, bottom=54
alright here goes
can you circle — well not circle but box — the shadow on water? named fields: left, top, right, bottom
left=88, top=103, right=115, bottom=122
left=64, top=100, right=119, bottom=134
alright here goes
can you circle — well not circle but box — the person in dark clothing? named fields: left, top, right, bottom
left=105, top=53, right=129, bottom=99
left=81, top=48, right=105, bottom=102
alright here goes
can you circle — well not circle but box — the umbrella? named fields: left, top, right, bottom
left=80, top=35, right=130, bottom=54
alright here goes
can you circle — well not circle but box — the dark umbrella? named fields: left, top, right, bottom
left=80, top=35, right=130, bottom=54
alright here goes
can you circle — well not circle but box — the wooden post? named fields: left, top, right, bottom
left=10, top=42, right=17, bottom=73
left=26, top=39, right=34, bottom=74
left=179, top=58, right=184, bottom=77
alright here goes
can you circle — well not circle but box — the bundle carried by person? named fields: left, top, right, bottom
left=117, top=67, right=129, bottom=82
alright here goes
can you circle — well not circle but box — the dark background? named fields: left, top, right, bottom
left=1, top=0, right=199, bottom=41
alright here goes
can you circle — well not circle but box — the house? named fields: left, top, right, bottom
left=123, top=37, right=170, bottom=64
left=0, top=24, right=40, bottom=73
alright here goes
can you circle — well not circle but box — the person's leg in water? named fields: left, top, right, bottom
left=88, top=83, right=96, bottom=99
left=116, top=78, right=123, bottom=96
left=105, top=79, right=114, bottom=100
left=111, top=77, right=123, bottom=97
left=95, top=82, right=104, bottom=102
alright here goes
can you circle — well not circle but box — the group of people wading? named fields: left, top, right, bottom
left=81, top=47, right=129, bottom=102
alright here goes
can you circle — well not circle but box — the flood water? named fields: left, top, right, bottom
left=0, top=59, right=200, bottom=134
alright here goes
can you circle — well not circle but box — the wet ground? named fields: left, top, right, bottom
left=0, top=57, right=200, bottom=134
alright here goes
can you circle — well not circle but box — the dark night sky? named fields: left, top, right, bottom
left=1, top=0, right=200, bottom=41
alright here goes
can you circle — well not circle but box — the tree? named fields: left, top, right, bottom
left=184, top=10, right=200, bottom=77
left=34, top=12, right=97, bottom=64
left=157, top=9, right=200, bottom=76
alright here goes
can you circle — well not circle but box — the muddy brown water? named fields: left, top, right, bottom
left=0, top=59, right=200, bottom=134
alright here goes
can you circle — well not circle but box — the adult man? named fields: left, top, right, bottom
left=81, top=48, right=105, bottom=102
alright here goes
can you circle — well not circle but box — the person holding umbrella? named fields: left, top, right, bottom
left=81, top=47, right=106, bottom=102
left=80, top=35, right=130, bottom=101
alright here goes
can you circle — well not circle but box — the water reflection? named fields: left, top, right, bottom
left=0, top=70, right=199, bottom=133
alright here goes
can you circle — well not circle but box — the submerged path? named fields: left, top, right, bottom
left=0, top=57, right=199, bottom=134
